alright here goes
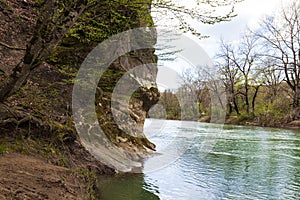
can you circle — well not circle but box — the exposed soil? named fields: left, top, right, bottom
left=288, top=120, right=300, bottom=129
left=0, top=153, right=91, bottom=200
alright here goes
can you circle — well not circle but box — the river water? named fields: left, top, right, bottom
left=98, top=119, right=300, bottom=200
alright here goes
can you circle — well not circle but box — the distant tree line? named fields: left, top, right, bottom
left=152, top=1, right=300, bottom=126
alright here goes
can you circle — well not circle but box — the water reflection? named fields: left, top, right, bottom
left=98, top=174, right=160, bottom=200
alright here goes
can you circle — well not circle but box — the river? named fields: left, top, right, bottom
left=98, top=119, right=300, bottom=200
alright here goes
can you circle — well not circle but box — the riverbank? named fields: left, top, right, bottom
left=0, top=136, right=115, bottom=199
left=227, top=116, right=300, bottom=130
left=0, top=153, right=93, bottom=199
left=199, top=115, right=300, bottom=130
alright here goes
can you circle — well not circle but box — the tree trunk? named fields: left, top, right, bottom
left=244, top=82, right=250, bottom=114
left=292, top=86, right=300, bottom=119
left=251, top=85, right=260, bottom=116
left=233, top=95, right=240, bottom=115
left=0, top=0, right=89, bottom=103
left=228, top=98, right=233, bottom=115
left=0, top=62, right=34, bottom=102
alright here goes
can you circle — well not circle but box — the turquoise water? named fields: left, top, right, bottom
left=98, top=119, right=300, bottom=200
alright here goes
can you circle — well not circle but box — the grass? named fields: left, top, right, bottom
left=69, top=168, right=99, bottom=200
left=0, top=144, right=6, bottom=154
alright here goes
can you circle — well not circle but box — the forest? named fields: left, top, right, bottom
left=151, top=1, right=300, bottom=129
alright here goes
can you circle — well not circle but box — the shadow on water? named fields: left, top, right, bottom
left=97, top=173, right=160, bottom=200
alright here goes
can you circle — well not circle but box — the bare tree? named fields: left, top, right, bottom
left=259, top=57, right=284, bottom=103
left=179, top=67, right=206, bottom=120
left=216, top=40, right=240, bottom=115
left=217, top=33, right=260, bottom=115
left=255, top=0, right=300, bottom=119
left=236, top=34, right=260, bottom=114
left=179, top=64, right=227, bottom=122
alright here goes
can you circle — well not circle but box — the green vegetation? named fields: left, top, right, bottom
left=0, top=144, right=6, bottom=154
left=68, top=168, right=99, bottom=200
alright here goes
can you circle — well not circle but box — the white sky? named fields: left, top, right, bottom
left=196, top=0, right=286, bottom=57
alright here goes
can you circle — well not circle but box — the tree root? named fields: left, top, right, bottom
left=0, top=41, right=26, bottom=50
left=0, top=107, right=43, bottom=128
left=0, top=115, right=43, bottom=127
left=0, top=68, right=5, bottom=75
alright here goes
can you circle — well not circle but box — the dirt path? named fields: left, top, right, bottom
left=0, top=153, right=88, bottom=200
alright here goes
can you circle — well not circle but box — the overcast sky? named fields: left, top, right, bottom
left=197, top=0, right=286, bottom=57
left=153, top=0, right=291, bottom=91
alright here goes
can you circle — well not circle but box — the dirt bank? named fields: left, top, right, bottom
left=0, top=153, right=95, bottom=200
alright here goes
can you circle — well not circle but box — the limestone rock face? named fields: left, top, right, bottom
left=97, top=52, right=160, bottom=151
left=0, top=0, right=159, bottom=172
left=51, top=1, right=160, bottom=171
left=54, top=0, right=160, bottom=153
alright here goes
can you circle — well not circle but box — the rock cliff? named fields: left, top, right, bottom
left=0, top=0, right=159, bottom=172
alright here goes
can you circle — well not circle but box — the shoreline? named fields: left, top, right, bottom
left=222, top=116, right=300, bottom=131
left=0, top=152, right=97, bottom=199
left=149, top=116, right=300, bottom=131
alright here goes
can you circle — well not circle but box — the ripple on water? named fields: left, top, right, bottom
left=98, top=119, right=300, bottom=200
